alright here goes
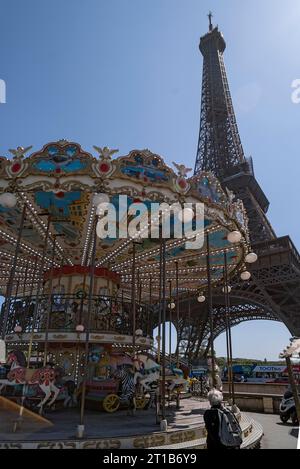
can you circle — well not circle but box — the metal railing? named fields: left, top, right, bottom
left=0, top=294, right=152, bottom=338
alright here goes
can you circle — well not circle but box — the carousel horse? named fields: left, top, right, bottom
left=134, top=355, right=187, bottom=391
left=165, top=364, right=188, bottom=392
left=132, top=354, right=161, bottom=409
left=0, top=350, right=74, bottom=411
left=133, top=354, right=160, bottom=392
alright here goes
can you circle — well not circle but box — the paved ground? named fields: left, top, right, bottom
left=0, top=398, right=208, bottom=441
left=247, top=412, right=299, bottom=450
left=1, top=396, right=297, bottom=449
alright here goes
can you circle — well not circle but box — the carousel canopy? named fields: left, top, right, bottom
left=0, top=140, right=250, bottom=300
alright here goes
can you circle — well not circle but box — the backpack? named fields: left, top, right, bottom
left=217, top=407, right=243, bottom=448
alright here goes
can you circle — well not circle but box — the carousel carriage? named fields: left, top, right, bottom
left=76, top=352, right=150, bottom=413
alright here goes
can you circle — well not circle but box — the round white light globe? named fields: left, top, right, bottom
left=14, top=325, right=22, bottom=333
left=227, top=231, right=242, bottom=243
left=245, top=252, right=258, bottom=264
left=93, top=193, right=110, bottom=207
left=197, top=295, right=206, bottom=303
left=0, top=193, right=17, bottom=208
left=76, top=324, right=85, bottom=332
left=168, top=302, right=176, bottom=310
left=178, top=207, right=194, bottom=223
left=135, top=329, right=143, bottom=336
left=241, top=271, right=251, bottom=281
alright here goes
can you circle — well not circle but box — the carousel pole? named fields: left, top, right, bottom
left=43, top=236, right=56, bottom=366
left=131, top=240, right=137, bottom=357
left=187, top=296, right=192, bottom=367
left=26, top=256, right=38, bottom=365
left=27, top=216, right=51, bottom=365
left=14, top=280, right=20, bottom=302
left=175, top=261, right=179, bottom=369
left=169, top=280, right=172, bottom=366
left=161, top=237, right=167, bottom=429
left=78, top=215, right=98, bottom=437
left=206, top=232, right=216, bottom=388
left=175, top=261, right=180, bottom=410
left=21, top=258, right=30, bottom=331
left=223, top=256, right=232, bottom=402
left=137, top=268, right=142, bottom=334
left=22, top=258, right=30, bottom=297
left=148, top=274, right=152, bottom=337
left=79, top=272, right=87, bottom=325
left=1, top=204, right=26, bottom=340
left=224, top=251, right=235, bottom=405
left=157, top=229, right=163, bottom=363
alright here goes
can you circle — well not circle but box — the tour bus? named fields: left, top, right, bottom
left=222, top=364, right=300, bottom=384
left=247, top=365, right=287, bottom=383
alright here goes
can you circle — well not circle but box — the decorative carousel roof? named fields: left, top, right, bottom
left=0, top=140, right=250, bottom=299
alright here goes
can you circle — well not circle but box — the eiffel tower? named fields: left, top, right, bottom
left=178, top=14, right=300, bottom=361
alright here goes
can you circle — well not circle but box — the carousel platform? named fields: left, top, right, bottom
left=0, top=398, right=263, bottom=449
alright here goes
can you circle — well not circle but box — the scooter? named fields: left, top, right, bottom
left=279, top=390, right=299, bottom=425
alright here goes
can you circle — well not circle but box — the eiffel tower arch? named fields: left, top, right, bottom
left=180, top=17, right=300, bottom=361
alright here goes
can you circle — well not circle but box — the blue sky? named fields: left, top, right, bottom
left=0, top=0, right=299, bottom=360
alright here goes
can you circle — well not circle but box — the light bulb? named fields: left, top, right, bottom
left=76, top=325, right=84, bottom=332
left=0, top=193, right=17, bottom=208
left=245, top=252, right=258, bottom=264
left=93, top=193, right=110, bottom=207
left=178, top=208, right=194, bottom=223
left=241, top=271, right=251, bottom=281
left=197, top=295, right=206, bottom=303
left=227, top=231, right=242, bottom=243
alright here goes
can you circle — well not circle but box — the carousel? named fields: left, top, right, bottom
left=0, top=141, right=260, bottom=447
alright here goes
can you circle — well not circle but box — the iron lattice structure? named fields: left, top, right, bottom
left=187, top=21, right=300, bottom=359
left=195, top=25, right=275, bottom=244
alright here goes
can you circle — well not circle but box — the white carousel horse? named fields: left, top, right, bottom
left=133, top=354, right=160, bottom=392
left=132, top=354, right=160, bottom=408
left=165, top=364, right=188, bottom=392
left=0, top=350, right=62, bottom=411
left=133, top=354, right=187, bottom=403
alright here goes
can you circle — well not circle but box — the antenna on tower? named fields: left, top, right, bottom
left=208, top=11, right=213, bottom=31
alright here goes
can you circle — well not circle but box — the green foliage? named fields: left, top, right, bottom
left=216, top=357, right=285, bottom=368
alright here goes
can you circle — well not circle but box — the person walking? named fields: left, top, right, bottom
left=204, top=390, right=242, bottom=450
